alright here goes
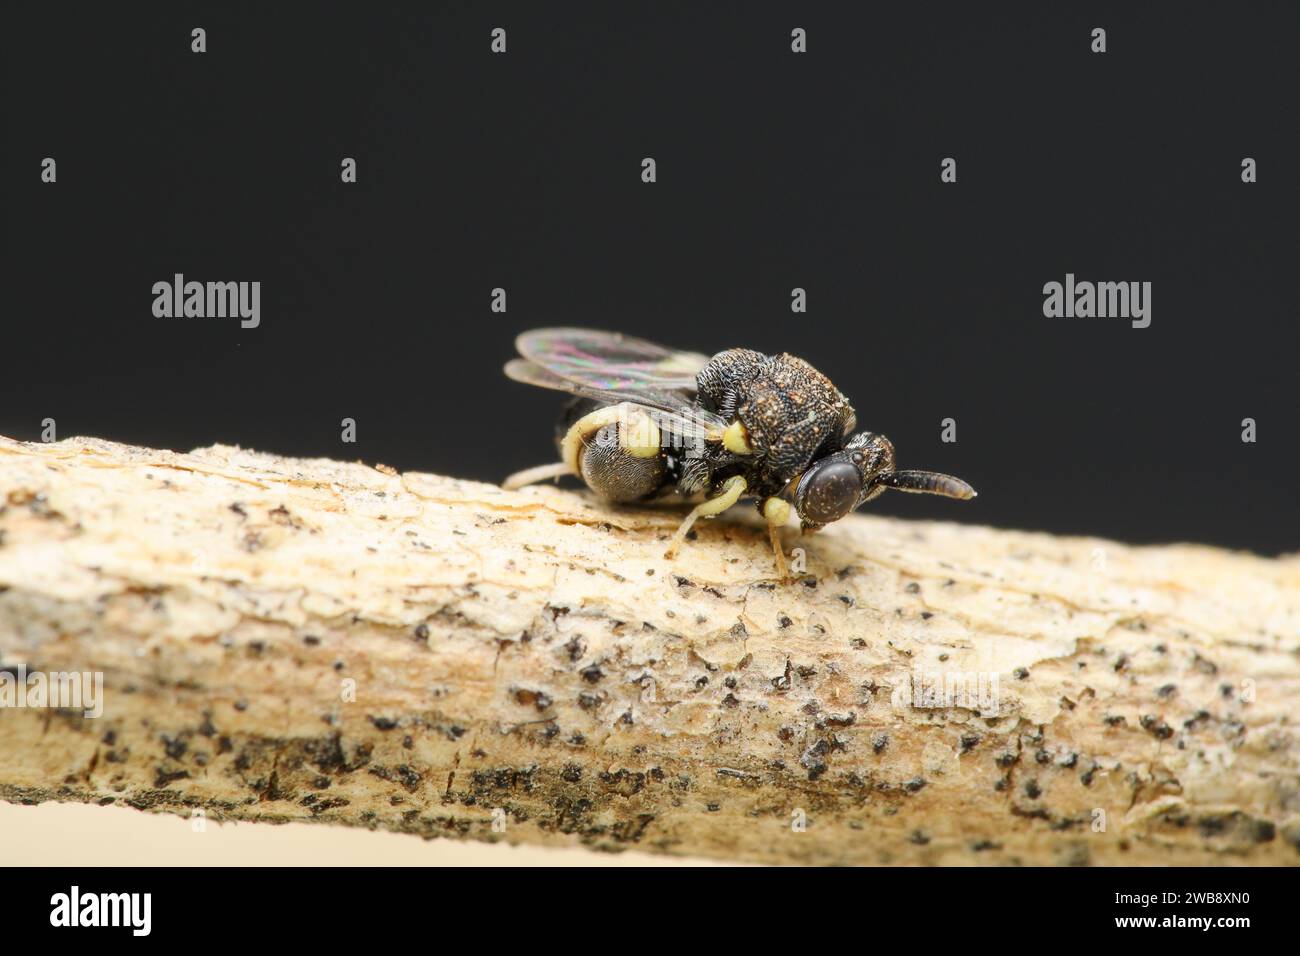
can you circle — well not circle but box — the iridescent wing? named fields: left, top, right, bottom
left=506, top=328, right=728, bottom=443
left=516, top=328, right=709, bottom=404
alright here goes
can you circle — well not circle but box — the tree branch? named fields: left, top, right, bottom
left=0, top=435, right=1296, bottom=864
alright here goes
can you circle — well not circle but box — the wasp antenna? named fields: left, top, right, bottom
left=876, top=470, right=977, bottom=500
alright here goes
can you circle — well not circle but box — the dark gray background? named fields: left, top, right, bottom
left=3, top=2, right=1296, bottom=552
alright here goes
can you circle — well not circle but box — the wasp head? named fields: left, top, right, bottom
left=790, top=433, right=976, bottom=531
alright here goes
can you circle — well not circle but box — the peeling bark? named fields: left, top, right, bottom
left=0, top=435, right=1297, bottom=865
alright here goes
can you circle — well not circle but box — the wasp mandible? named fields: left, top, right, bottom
left=504, top=328, right=976, bottom=579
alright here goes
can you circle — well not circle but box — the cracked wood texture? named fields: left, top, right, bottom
left=0, top=435, right=1297, bottom=866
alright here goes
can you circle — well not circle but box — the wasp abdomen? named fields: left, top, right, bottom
left=577, top=423, right=666, bottom=502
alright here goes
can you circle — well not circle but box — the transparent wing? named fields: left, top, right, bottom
left=517, top=327, right=708, bottom=390
left=507, top=328, right=727, bottom=436
left=505, top=357, right=725, bottom=448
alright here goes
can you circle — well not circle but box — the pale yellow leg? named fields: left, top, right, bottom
left=560, top=403, right=660, bottom=476
left=503, top=462, right=573, bottom=491
left=664, top=475, right=747, bottom=559
left=762, top=497, right=792, bottom=581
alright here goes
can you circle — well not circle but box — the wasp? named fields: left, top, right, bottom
left=504, top=328, right=976, bottom=579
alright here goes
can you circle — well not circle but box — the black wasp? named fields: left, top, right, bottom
left=504, top=328, right=976, bottom=579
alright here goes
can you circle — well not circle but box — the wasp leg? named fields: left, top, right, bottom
left=664, top=475, right=747, bottom=560
left=762, top=497, right=792, bottom=581
left=561, top=403, right=660, bottom=472
left=503, top=461, right=574, bottom=491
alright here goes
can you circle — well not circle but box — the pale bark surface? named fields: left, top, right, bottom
left=0, top=435, right=1296, bottom=865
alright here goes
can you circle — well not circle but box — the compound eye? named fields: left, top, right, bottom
left=797, top=460, right=862, bottom=525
